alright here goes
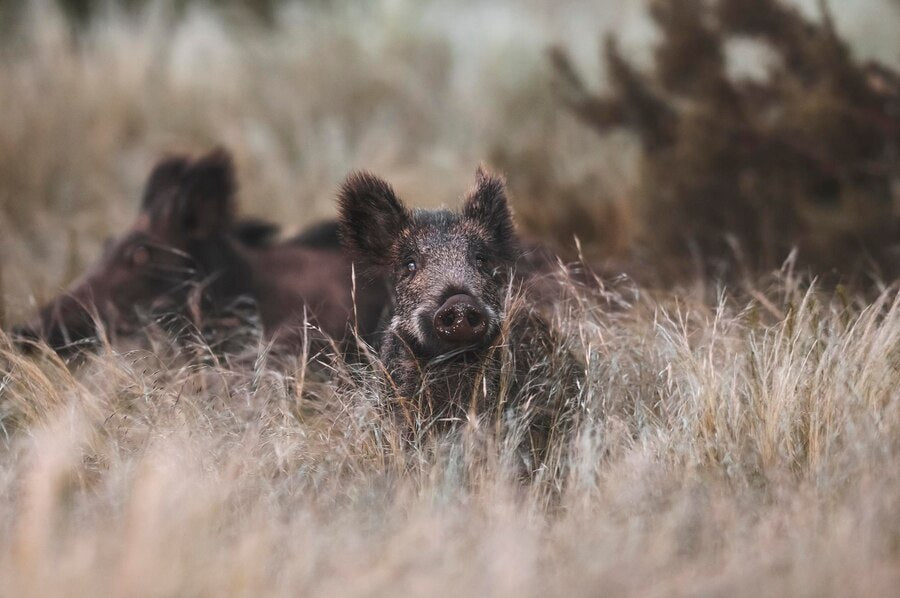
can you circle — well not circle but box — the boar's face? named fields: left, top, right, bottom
left=14, top=150, right=236, bottom=352
left=338, top=167, right=519, bottom=360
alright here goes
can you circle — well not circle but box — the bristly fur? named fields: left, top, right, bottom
left=463, top=166, right=518, bottom=262
left=176, top=148, right=237, bottom=238
left=16, top=150, right=389, bottom=353
left=336, top=166, right=578, bottom=457
left=232, top=218, right=281, bottom=247
left=141, top=148, right=237, bottom=239
left=142, top=155, right=190, bottom=209
left=337, top=171, right=410, bottom=270
left=291, top=220, right=342, bottom=249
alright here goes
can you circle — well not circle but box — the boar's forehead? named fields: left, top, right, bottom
left=406, top=210, right=487, bottom=255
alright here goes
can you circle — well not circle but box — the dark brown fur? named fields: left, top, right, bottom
left=14, top=150, right=388, bottom=353
left=338, top=168, right=581, bottom=465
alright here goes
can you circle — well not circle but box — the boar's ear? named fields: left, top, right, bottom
left=463, top=166, right=516, bottom=248
left=142, top=155, right=191, bottom=211
left=337, top=171, right=409, bottom=266
left=175, top=148, right=237, bottom=239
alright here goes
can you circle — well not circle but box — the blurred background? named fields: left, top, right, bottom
left=0, top=0, right=898, bottom=326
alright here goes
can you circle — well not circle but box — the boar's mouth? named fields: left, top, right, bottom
left=412, top=312, right=499, bottom=361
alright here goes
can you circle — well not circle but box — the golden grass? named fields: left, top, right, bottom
left=1, top=273, right=899, bottom=596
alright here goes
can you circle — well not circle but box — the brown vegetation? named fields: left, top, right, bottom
left=551, top=0, right=900, bottom=283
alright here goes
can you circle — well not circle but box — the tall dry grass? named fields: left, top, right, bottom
left=1, top=271, right=899, bottom=596
left=1, top=1, right=900, bottom=596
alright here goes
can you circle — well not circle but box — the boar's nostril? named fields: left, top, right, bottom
left=433, top=294, right=488, bottom=345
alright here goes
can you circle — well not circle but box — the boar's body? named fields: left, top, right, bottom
left=14, top=150, right=388, bottom=354
left=203, top=226, right=386, bottom=350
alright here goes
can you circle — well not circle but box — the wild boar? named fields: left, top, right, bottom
left=14, top=149, right=387, bottom=354
left=337, top=167, right=580, bottom=457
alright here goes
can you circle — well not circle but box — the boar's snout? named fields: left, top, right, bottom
left=433, top=294, right=488, bottom=344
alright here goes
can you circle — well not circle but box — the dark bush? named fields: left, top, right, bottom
left=551, top=0, right=900, bottom=284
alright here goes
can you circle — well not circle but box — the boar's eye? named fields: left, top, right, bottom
left=129, top=245, right=151, bottom=268
left=405, top=259, right=417, bottom=274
